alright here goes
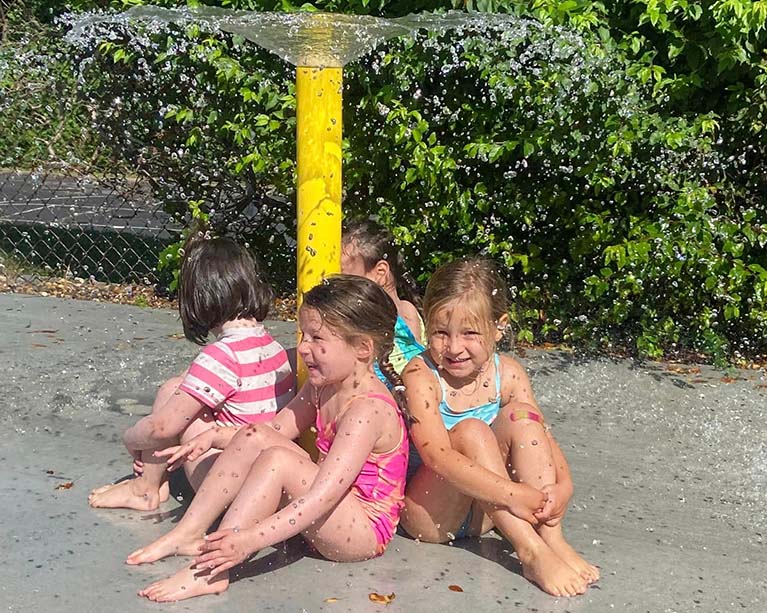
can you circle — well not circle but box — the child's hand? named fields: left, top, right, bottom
left=130, top=450, right=144, bottom=476
left=507, top=483, right=548, bottom=525
left=534, top=483, right=570, bottom=526
left=195, top=528, right=253, bottom=576
left=154, top=435, right=212, bottom=472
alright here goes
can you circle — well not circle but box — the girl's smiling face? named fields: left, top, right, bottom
left=427, top=300, right=497, bottom=380
left=297, top=307, right=357, bottom=385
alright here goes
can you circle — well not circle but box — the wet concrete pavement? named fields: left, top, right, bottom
left=1, top=293, right=765, bottom=612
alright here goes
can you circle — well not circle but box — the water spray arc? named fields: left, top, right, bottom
left=115, top=7, right=425, bottom=381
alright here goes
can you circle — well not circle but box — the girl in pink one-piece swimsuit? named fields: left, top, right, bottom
left=315, top=390, right=408, bottom=554
left=130, top=275, right=413, bottom=604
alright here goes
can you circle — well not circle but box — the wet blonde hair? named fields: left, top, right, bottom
left=423, top=258, right=509, bottom=347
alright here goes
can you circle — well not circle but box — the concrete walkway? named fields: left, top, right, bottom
left=1, top=293, right=765, bottom=612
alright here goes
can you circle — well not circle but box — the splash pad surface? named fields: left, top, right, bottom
left=1, top=293, right=765, bottom=611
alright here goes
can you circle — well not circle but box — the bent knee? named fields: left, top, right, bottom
left=448, top=417, right=496, bottom=446
left=257, top=445, right=302, bottom=467
left=153, top=376, right=185, bottom=407
left=235, top=423, right=269, bottom=446
left=161, top=375, right=185, bottom=390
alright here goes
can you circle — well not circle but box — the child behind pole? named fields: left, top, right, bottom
left=341, top=218, right=425, bottom=376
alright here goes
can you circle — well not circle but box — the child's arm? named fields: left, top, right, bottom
left=194, top=398, right=391, bottom=574
left=403, top=360, right=544, bottom=523
left=153, top=425, right=237, bottom=471
left=264, top=381, right=318, bottom=440
left=153, top=382, right=317, bottom=470
left=122, top=390, right=206, bottom=451
left=399, top=300, right=425, bottom=344
left=535, top=432, right=574, bottom=525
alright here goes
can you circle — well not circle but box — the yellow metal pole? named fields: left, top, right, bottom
left=295, top=65, right=343, bottom=453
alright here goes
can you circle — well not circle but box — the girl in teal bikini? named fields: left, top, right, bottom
left=400, top=259, right=599, bottom=598
left=341, top=219, right=426, bottom=376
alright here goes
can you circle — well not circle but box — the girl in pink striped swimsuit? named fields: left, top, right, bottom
left=89, top=236, right=293, bottom=512
left=127, top=275, right=410, bottom=603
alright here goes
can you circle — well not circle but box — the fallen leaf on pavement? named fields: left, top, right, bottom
left=369, top=592, right=395, bottom=605
left=55, top=481, right=74, bottom=490
left=448, top=585, right=464, bottom=592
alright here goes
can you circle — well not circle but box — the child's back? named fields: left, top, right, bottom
left=89, top=237, right=293, bottom=511
left=182, top=322, right=293, bottom=426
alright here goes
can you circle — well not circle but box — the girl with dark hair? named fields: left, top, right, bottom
left=126, top=275, right=410, bottom=603
left=89, top=237, right=293, bottom=511
left=341, top=219, right=425, bottom=376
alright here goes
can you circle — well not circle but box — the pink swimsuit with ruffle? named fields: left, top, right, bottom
left=314, top=392, right=409, bottom=555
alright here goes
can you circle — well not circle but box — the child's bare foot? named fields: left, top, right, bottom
left=138, top=564, right=229, bottom=602
left=126, top=528, right=205, bottom=565
left=88, top=478, right=168, bottom=511
left=519, top=542, right=588, bottom=597
left=539, top=524, right=600, bottom=583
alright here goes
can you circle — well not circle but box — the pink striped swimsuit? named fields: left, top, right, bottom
left=314, top=392, right=409, bottom=556
left=180, top=326, right=294, bottom=426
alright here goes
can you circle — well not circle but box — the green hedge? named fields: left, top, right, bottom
left=3, top=0, right=766, bottom=362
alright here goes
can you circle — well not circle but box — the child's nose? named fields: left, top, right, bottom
left=446, top=335, right=462, bottom=353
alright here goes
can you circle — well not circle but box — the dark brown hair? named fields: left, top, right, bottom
left=302, top=274, right=415, bottom=423
left=343, top=218, right=421, bottom=308
left=179, top=236, right=273, bottom=345
left=423, top=258, right=509, bottom=346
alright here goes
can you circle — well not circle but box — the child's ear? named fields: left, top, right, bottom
left=373, top=259, right=391, bottom=285
left=355, top=336, right=374, bottom=362
left=494, top=313, right=510, bottom=342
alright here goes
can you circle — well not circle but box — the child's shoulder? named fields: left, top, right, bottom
left=497, top=353, right=528, bottom=379
left=339, top=390, right=399, bottom=425
left=215, top=326, right=287, bottom=353
left=398, top=299, right=421, bottom=321
left=402, top=353, right=441, bottom=396
left=497, top=352, right=524, bottom=369
left=497, top=353, right=533, bottom=399
left=402, top=351, right=431, bottom=377
left=200, top=329, right=290, bottom=373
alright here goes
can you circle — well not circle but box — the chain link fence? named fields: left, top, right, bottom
left=0, top=163, right=181, bottom=285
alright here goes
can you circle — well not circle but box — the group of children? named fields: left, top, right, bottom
left=88, top=220, right=599, bottom=602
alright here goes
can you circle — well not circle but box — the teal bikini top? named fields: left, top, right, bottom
left=423, top=353, right=503, bottom=430
left=374, top=315, right=426, bottom=386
